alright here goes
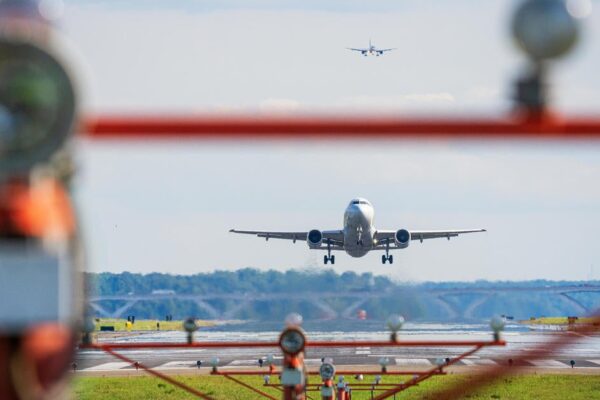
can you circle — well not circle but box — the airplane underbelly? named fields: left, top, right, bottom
left=344, top=225, right=373, bottom=257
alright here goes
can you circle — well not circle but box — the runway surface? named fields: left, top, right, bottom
left=75, top=323, right=600, bottom=373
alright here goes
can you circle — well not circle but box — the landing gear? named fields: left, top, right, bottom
left=381, top=241, right=393, bottom=264
left=324, top=239, right=335, bottom=264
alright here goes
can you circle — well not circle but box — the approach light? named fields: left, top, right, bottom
left=512, top=0, right=579, bottom=61
left=211, top=357, right=220, bottom=371
left=378, top=357, right=390, bottom=367
left=490, top=315, right=506, bottom=341
left=263, top=375, right=270, bottom=384
left=278, top=327, right=306, bottom=355
left=374, top=375, right=382, bottom=385
left=386, top=314, right=405, bottom=341
left=183, top=317, right=198, bottom=333
left=0, top=37, right=76, bottom=179
left=320, top=362, right=336, bottom=380
left=284, top=312, right=303, bottom=327
left=355, top=374, right=364, bottom=381
left=266, top=354, right=275, bottom=366
left=435, top=358, right=445, bottom=367
left=323, top=357, right=333, bottom=365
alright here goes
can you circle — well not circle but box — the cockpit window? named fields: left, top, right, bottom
left=352, top=200, right=360, bottom=205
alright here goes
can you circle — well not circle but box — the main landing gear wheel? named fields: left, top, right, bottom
left=324, top=255, right=335, bottom=265
left=382, top=255, right=393, bottom=264
left=381, top=255, right=386, bottom=264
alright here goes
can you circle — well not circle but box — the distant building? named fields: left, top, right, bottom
left=152, top=289, right=176, bottom=295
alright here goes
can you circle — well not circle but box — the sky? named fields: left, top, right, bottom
left=54, top=0, right=600, bottom=281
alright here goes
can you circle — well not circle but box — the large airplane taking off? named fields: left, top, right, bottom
left=347, top=40, right=395, bottom=56
left=230, top=198, right=486, bottom=265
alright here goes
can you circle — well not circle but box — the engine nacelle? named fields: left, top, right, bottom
left=394, top=229, right=410, bottom=249
left=307, top=229, right=323, bottom=248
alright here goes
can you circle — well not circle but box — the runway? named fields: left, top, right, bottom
left=75, top=325, right=600, bottom=373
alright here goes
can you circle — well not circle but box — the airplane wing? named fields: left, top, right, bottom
left=374, top=229, right=486, bottom=248
left=377, top=48, right=396, bottom=52
left=347, top=48, right=367, bottom=52
left=229, top=229, right=344, bottom=248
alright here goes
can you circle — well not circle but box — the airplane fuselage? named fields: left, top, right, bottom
left=343, top=199, right=375, bottom=257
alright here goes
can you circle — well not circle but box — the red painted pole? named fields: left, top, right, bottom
left=320, top=379, right=334, bottom=400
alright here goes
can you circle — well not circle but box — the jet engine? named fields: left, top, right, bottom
left=394, top=229, right=410, bottom=249
left=307, top=229, right=323, bottom=248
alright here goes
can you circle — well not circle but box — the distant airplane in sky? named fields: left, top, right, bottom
left=230, top=198, right=486, bottom=265
left=347, top=40, right=395, bottom=56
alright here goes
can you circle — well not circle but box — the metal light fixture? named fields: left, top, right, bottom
left=284, top=312, right=303, bottom=327
left=490, top=315, right=506, bottom=341
left=386, top=314, right=405, bottom=341
left=0, top=38, right=76, bottom=179
left=278, top=327, right=306, bottom=355
left=319, top=362, right=336, bottom=380
left=512, top=0, right=579, bottom=61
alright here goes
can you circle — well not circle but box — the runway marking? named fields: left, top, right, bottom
left=460, top=359, right=497, bottom=366
left=156, top=361, right=197, bottom=369
left=526, top=360, right=568, bottom=368
left=587, top=359, right=600, bottom=366
left=82, top=362, right=131, bottom=371
left=394, top=358, right=431, bottom=366
left=228, top=360, right=262, bottom=366
left=355, top=346, right=371, bottom=355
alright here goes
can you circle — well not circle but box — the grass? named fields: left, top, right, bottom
left=523, top=317, right=599, bottom=326
left=72, top=374, right=600, bottom=399
left=93, top=318, right=215, bottom=332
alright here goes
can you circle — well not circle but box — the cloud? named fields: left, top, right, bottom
left=259, top=98, right=302, bottom=113
left=337, top=93, right=455, bottom=112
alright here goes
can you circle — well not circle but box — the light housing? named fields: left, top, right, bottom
left=512, top=0, right=579, bottom=61
left=319, top=362, right=336, bottom=380
left=0, top=38, right=76, bottom=179
left=278, top=327, right=306, bottom=355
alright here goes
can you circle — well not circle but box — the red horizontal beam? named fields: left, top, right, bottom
left=81, top=114, right=600, bottom=140
left=213, top=370, right=445, bottom=376
left=82, top=339, right=504, bottom=350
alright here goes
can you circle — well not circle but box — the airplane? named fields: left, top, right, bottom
left=230, top=198, right=486, bottom=265
left=347, top=40, right=395, bottom=56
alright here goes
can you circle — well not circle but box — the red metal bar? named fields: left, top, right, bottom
left=212, top=370, right=445, bottom=376
left=81, top=339, right=504, bottom=350
left=373, top=344, right=485, bottom=400
left=425, top=315, right=600, bottom=399
left=81, top=114, right=600, bottom=140
left=223, top=374, right=278, bottom=400
left=101, top=347, right=215, bottom=400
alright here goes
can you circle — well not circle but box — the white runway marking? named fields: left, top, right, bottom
left=394, top=358, right=431, bottom=366
left=527, top=360, right=568, bottom=368
left=355, top=346, right=371, bottom=355
left=228, top=360, right=262, bottom=366
left=460, top=359, right=497, bottom=366
left=82, top=362, right=131, bottom=371
left=587, top=359, right=600, bottom=366
left=156, top=361, right=197, bottom=369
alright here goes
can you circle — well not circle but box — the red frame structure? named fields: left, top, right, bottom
left=82, top=113, right=600, bottom=140
left=82, top=338, right=506, bottom=399
left=79, top=112, right=600, bottom=399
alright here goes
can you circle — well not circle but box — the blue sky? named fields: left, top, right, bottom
left=58, top=1, right=600, bottom=281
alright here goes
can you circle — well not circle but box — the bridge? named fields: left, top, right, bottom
left=87, top=285, right=600, bottom=320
